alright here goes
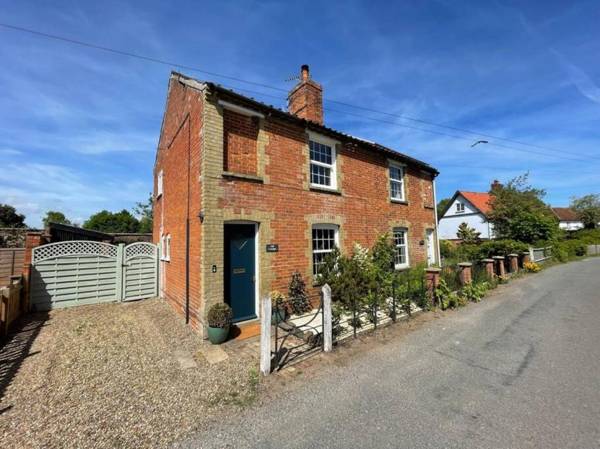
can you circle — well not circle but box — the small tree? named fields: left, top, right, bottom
left=456, top=222, right=481, bottom=243
left=437, top=197, right=451, bottom=217
left=83, top=209, right=140, bottom=233
left=0, top=204, right=26, bottom=227
left=288, top=271, right=311, bottom=315
left=570, top=194, right=600, bottom=229
left=133, top=193, right=153, bottom=233
left=43, top=211, right=72, bottom=228
left=487, top=173, right=558, bottom=243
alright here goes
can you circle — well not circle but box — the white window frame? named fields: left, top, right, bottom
left=165, top=234, right=171, bottom=261
left=160, top=234, right=171, bottom=261
left=456, top=202, right=465, bottom=213
left=308, top=131, right=338, bottom=191
left=389, top=161, right=406, bottom=201
left=393, top=227, right=409, bottom=270
left=311, top=224, right=339, bottom=277
left=157, top=170, right=163, bottom=198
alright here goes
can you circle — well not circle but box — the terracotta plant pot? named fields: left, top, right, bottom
left=207, top=325, right=230, bottom=344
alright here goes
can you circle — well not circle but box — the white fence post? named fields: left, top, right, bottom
left=115, top=243, right=125, bottom=301
left=322, top=283, right=332, bottom=353
left=260, top=294, right=272, bottom=376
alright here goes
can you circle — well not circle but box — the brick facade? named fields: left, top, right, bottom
left=154, top=70, right=439, bottom=335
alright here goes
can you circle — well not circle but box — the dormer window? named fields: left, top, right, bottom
left=308, top=132, right=337, bottom=190
left=456, top=202, right=465, bottom=213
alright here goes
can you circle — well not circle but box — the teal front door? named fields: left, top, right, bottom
left=224, top=224, right=256, bottom=322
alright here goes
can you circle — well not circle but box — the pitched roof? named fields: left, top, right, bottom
left=170, top=72, right=439, bottom=176
left=459, top=191, right=492, bottom=215
left=552, top=207, right=579, bottom=221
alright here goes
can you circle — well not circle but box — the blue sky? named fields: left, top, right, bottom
left=1, top=0, right=599, bottom=227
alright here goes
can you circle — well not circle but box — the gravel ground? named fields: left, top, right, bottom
left=0, top=298, right=259, bottom=449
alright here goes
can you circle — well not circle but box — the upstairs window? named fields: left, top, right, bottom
left=309, top=136, right=337, bottom=190
left=312, top=224, right=338, bottom=276
left=157, top=170, right=164, bottom=198
left=456, top=202, right=465, bottom=213
left=389, top=163, right=405, bottom=201
left=393, top=228, right=409, bottom=269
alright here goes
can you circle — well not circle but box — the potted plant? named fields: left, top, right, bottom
left=207, top=303, right=232, bottom=344
left=270, top=291, right=287, bottom=324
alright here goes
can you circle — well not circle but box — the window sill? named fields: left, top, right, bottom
left=222, top=171, right=264, bottom=183
left=390, top=198, right=408, bottom=205
left=310, top=185, right=342, bottom=196
left=394, top=265, right=410, bottom=271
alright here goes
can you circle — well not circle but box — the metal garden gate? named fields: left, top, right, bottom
left=30, top=241, right=158, bottom=311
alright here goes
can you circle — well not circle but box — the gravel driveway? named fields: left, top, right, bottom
left=0, top=298, right=259, bottom=449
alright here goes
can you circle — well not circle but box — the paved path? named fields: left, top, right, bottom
left=182, top=259, right=600, bottom=449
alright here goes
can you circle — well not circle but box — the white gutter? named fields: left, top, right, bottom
left=432, top=179, right=442, bottom=266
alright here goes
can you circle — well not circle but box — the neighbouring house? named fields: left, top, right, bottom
left=438, top=186, right=496, bottom=240
left=153, top=65, right=440, bottom=333
left=551, top=207, right=584, bottom=231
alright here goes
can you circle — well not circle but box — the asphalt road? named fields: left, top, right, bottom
left=181, top=258, right=600, bottom=449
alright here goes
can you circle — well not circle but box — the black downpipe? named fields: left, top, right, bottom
left=185, top=114, right=191, bottom=325
left=166, top=109, right=191, bottom=325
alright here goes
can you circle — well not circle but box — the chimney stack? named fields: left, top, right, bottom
left=491, top=180, right=502, bottom=191
left=287, top=65, right=324, bottom=125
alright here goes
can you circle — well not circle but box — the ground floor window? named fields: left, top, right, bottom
left=393, top=228, right=409, bottom=269
left=312, top=224, right=338, bottom=276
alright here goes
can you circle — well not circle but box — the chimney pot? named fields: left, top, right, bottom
left=301, top=64, right=310, bottom=81
left=287, top=64, right=324, bottom=125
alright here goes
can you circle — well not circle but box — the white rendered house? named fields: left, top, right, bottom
left=438, top=191, right=494, bottom=240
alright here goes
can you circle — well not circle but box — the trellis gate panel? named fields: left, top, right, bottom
left=30, top=241, right=158, bottom=311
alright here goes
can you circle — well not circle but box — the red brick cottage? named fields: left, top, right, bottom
left=153, top=65, right=440, bottom=333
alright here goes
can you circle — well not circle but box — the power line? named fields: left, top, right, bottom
left=204, top=83, right=599, bottom=164
left=1, top=21, right=598, bottom=163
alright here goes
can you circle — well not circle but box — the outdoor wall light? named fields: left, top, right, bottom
left=198, top=211, right=205, bottom=223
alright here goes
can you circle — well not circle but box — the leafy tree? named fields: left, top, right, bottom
left=0, top=204, right=26, bottom=227
left=570, top=194, right=600, bottom=229
left=437, top=197, right=451, bottom=217
left=133, top=193, right=153, bottom=233
left=456, top=222, right=481, bottom=243
left=487, top=173, right=558, bottom=243
left=83, top=209, right=140, bottom=233
left=43, top=210, right=72, bottom=228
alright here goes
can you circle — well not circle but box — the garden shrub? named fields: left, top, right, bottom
left=207, top=303, right=233, bottom=328
left=461, top=282, right=488, bottom=303
left=288, top=271, right=311, bottom=315
left=524, top=261, right=541, bottom=272
left=475, top=240, right=529, bottom=259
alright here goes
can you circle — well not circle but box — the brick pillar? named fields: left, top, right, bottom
left=458, top=262, right=473, bottom=285
left=508, top=254, right=519, bottom=273
left=493, top=256, right=506, bottom=279
left=22, top=231, right=48, bottom=311
left=481, top=259, right=495, bottom=278
left=425, top=268, right=441, bottom=303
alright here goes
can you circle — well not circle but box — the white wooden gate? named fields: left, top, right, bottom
left=30, top=241, right=158, bottom=311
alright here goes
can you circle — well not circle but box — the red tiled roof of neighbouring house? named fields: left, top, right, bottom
left=552, top=207, right=579, bottom=221
left=459, top=191, right=493, bottom=215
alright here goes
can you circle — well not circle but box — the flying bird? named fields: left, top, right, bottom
left=471, top=140, right=489, bottom=147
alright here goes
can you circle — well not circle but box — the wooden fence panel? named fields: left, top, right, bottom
left=0, top=248, right=25, bottom=287
left=1, top=277, right=23, bottom=337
